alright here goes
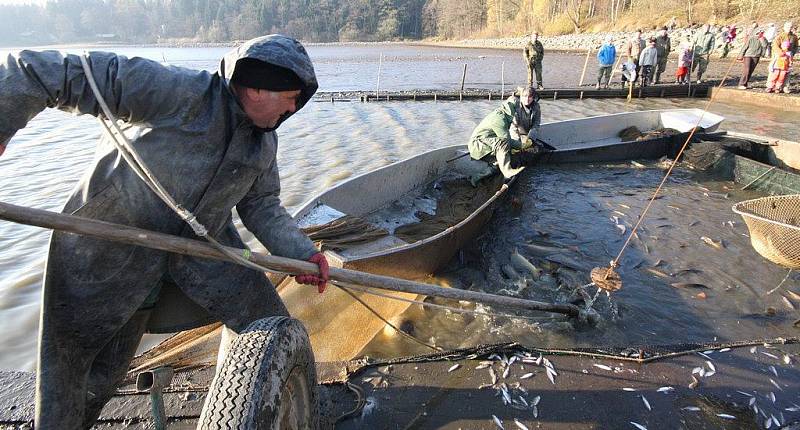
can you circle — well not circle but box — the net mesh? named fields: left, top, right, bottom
left=733, top=195, right=800, bottom=268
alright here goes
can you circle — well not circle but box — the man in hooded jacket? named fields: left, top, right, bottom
left=0, top=34, right=329, bottom=429
left=468, top=86, right=542, bottom=185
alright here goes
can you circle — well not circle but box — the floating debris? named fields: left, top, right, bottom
left=492, top=414, right=505, bottom=429
left=719, top=348, right=731, bottom=352
left=783, top=355, right=791, bottom=365
left=689, top=375, right=700, bottom=389
left=630, top=422, right=648, bottom=430
left=448, top=363, right=461, bottom=372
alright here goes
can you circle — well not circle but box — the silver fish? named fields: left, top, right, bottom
left=630, top=422, right=648, bottom=430
left=641, top=395, right=651, bottom=411
left=514, top=419, right=529, bottom=430
left=719, top=348, right=731, bottom=352
left=510, top=250, right=541, bottom=279
left=503, top=366, right=510, bottom=379
left=762, top=351, right=779, bottom=359
left=706, top=361, right=716, bottom=372
left=700, top=236, right=723, bottom=249
left=769, top=366, right=778, bottom=377
left=623, top=387, right=637, bottom=392
left=546, top=368, right=555, bottom=384
left=717, top=414, right=736, bottom=419
left=682, top=406, right=701, bottom=411
left=476, top=363, right=492, bottom=370
left=520, top=373, right=534, bottom=380
left=765, top=417, right=773, bottom=429
left=749, top=397, right=756, bottom=406
left=448, top=363, right=461, bottom=372
left=533, top=405, right=539, bottom=418
left=492, top=414, right=505, bottom=429
left=532, top=395, right=541, bottom=406
left=490, top=368, right=497, bottom=385
left=769, top=392, right=776, bottom=403
left=656, top=386, right=674, bottom=393
left=593, top=364, right=613, bottom=371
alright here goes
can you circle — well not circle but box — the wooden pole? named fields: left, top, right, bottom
left=578, top=48, right=592, bottom=87
left=376, top=52, right=383, bottom=98
left=608, top=54, right=623, bottom=84
left=0, top=201, right=589, bottom=320
left=460, top=63, right=468, bottom=94
left=501, top=61, right=505, bottom=98
left=627, top=79, right=634, bottom=102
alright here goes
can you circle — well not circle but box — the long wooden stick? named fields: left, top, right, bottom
left=0, top=201, right=590, bottom=320
left=578, top=48, right=591, bottom=87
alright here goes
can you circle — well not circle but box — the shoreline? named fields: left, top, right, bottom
left=3, top=26, right=749, bottom=55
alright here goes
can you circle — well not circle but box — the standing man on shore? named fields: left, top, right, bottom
left=764, top=23, right=777, bottom=57
left=654, top=27, right=671, bottom=84
left=626, top=29, right=645, bottom=76
left=524, top=32, right=545, bottom=90
left=772, top=21, right=798, bottom=93
left=737, top=24, right=765, bottom=89
left=596, top=35, right=616, bottom=89
left=692, top=24, right=716, bottom=83
left=0, top=34, right=330, bottom=428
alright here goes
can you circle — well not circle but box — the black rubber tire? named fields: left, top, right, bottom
left=197, top=316, right=319, bottom=430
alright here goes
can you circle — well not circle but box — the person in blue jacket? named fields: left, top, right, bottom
left=596, top=35, right=617, bottom=88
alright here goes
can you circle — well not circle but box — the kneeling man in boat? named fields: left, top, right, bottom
left=467, top=86, right=545, bottom=186
left=0, top=35, right=329, bottom=429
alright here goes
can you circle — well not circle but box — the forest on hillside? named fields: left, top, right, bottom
left=0, top=0, right=795, bottom=46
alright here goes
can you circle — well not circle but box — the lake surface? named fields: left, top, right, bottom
left=0, top=43, right=797, bottom=371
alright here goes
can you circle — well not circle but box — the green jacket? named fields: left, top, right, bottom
left=739, top=35, right=765, bottom=58
left=655, top=35, right=671, bottom=59
left=693, top=31, right=715, bottom=55
left=524, top=40, right=544, bottom=64
left=469, top=97, right=523, bottom=159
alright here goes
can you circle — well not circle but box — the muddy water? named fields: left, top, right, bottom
left=0, top=44, right=798, bottom=371
left=360, top=160, right=800, bottom=358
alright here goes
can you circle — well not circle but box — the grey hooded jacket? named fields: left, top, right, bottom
left=0, top=35, right=320, bottom=336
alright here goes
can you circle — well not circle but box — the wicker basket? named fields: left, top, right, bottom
left=732, top=195, right=800, bottom=269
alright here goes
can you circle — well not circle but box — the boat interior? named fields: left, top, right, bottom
left=294, top=148, right=497, bottom=261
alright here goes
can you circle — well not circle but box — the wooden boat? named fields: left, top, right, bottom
left=129, top=108, right=724, bottom=369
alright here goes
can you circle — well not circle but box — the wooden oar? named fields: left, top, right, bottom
left=0, top=201, right=597, bottom=323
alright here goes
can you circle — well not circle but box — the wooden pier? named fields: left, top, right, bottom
left=314, top=83, right=712, bottom=103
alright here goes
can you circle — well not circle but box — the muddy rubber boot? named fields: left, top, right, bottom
left=83, top=309, right=152, bottom=428
left=470, top=164, right=499, bottom=187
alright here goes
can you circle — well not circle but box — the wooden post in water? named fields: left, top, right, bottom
left=578, top=48, right=591, bottom=87
left=375, top=53, right=383, bottom=99
left=460, top=63, right=468, bottom=94
left=501, top=61, right=505, bottom=98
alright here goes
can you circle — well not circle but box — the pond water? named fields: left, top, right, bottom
left=0, top=43, right=797, bottom=371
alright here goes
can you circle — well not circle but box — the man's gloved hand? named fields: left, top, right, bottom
left=520, top=135, right=535, bottom=150
left=295, top=252, right=330, bottom=293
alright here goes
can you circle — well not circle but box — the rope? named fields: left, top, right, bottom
left=741, top=165, right=777, bottom=190
left=334, top=283, right=442, bottom=352
left=606, top=30, right=758, bottom=277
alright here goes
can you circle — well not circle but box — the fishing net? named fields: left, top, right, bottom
left=733, top=195, right=800, bottom=269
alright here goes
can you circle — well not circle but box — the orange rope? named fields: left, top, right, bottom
left=607, top=26, right=760, bottom=275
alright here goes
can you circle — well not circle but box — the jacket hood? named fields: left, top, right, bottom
left=220, top=34, right=319, bottom=128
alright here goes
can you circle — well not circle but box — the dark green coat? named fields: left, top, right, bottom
left=524, top=40, right=545, bottom=64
